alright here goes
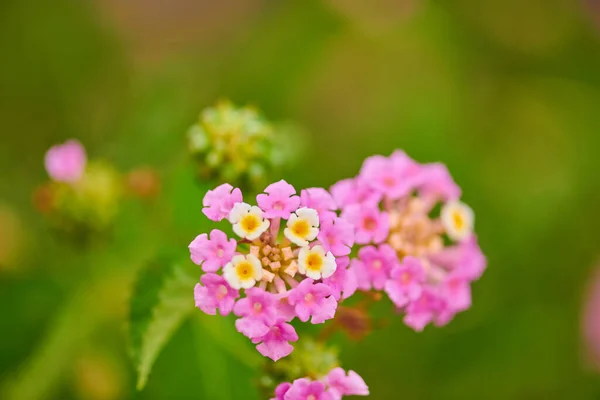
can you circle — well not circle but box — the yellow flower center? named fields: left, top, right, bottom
left=291, top=219, right=310, bottom=237
left=240, top=214, right=260, bottom=233
left=235, top=261, right=254, bottom=280
left=306, top=253, right=323, bottom=272
left=452, top=211, right=464, bottom=230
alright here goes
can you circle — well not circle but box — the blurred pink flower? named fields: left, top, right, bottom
left=287, top=279, right=337, bottom=324
left=44, top=139, right=87, bottom=183
left=252, top=319, right=298, bottom=362
left=325, top=367, right=369, bottom=399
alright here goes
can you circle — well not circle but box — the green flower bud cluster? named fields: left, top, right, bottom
left=187, top=100, right=301, bottom=189
left=46, top=161, right=122, bottom=238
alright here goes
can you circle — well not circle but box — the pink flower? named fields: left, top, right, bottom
left=323, top=256, right=357, bottom=300
left=188, top=229, right=237, bottom=272
left=234, top=288, right=278, bottom=338
left=271, top=382, right=292, bottom=400
left=404, top=288, right=444, bottom=332
left=384, top=256, right=426, bottom=308
left=439, top=271, right=471, bottom=312
left=318, top=217, right=354, bottom=257
left=287, top=279, right=338, bottom=324
left=359, top=150, right=422, bottom=200
left=342, top=204, right=389, bottom=244
left=202, top=183, right=243, bottom=221
left=417, top=163, right=461, bottom=202
left=429, top=236, right=486, bottom=280
left=257, top=180, right=301, bottom=219
left=583, top=267, right=600, bottom=371
left=194, top=274, right=239, bottom=316
left=284, top=379, right=334, bottom=400
left=352, top=244, right=398, bottom=291
left=44, top=139, right=87, bottom=183
left=300, top=188, right=337, bottom=220
left=252, top=319, right=298, bottom=362
left=325, top=368, right=369, bottom=399
left=330, top=178, right=380, bottom=209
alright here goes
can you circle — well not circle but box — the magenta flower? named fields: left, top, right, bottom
left=318, top=217, right=354, bottom=257
left=271, top=382, right=292, bottom=400
left=404, top=289, right=444, bottom=332
left=194, top=274, right=239, bottom=316
left=202, top=183, right=243, bottom=221
left=384, top=256, right=426, bottom=308
left=300, top=188, right=337, bottom=220
left=257, top=180, right=301, bottom=219
left=252, top=319, right=298, bottom=362
left=323, top=256, right=357, bottom=301
left=188, top=229, right=237, bottom=272
left=342, top=204, right=389, bottom=245
left=353, top=244, right=397, bottom=291
left=287, top=279, right=337, bottom=324
left=234, top=287, right=279, bottom=338
left=284, top=379, right=334, bottom=400
left=359, top=150, right=422, bottom=200
left=44, top=139, right=87, bottom=183
left=325, top=368, right=369, bottom=399
left=430, top=236, right=486, bottom=281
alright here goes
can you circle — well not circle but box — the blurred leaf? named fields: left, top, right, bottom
left=129, top=252, right=198, bottom=390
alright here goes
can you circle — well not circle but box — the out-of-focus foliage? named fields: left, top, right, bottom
left=1, top=0, right=600, bottom=399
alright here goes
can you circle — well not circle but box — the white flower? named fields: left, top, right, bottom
left=297, top=245, right=336, bottom=280
left=284, top=207, right=319, bottom=246
left=441, top=200, right=474, bottom=242
left=223, top=254, right=263, bottom=289
left=229, top=202, right=270, bottom=240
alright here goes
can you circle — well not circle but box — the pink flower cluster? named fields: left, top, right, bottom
left=44, top=139, right=87, bottom=183
left=272, top=368, right=369, bottom=400
left=334, top=150, right=487, bottom=331
left=190, top=180, right=356, bottom=361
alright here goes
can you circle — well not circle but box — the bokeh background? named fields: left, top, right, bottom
left=2, top=0, right=600, bottom=398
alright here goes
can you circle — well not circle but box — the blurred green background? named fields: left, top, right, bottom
left=2, top=0, right=600, bottom=398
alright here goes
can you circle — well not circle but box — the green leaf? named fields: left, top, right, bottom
left=129, top=251, right=198, bottom=390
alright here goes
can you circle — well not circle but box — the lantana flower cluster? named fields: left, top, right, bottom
left=189, top=180, right=356, bottom=361
left=333, top=150, right=487, bottom=331
left=272, top=368, right=368, bottom=400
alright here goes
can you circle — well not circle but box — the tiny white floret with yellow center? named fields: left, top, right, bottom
left=229, top=202, right=270, bottom=240
left=284, top=207, right=319, bottom=246
left=223, top=254, right=263, bottom=289
left=298, top=245, right=336, bottom=280
left=441, top=200, right=474, bottom=242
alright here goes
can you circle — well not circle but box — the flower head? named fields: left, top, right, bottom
left=334, top=149, right=486, bottom=331
left=44, top=139, right=87, bottom=183
left=190, top=180, right=350, bottom=361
